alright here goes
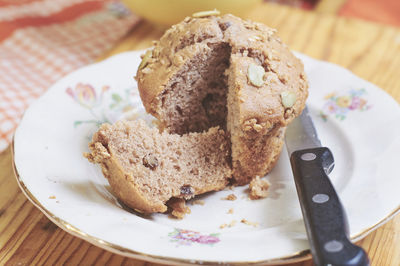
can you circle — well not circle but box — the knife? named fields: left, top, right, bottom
left=285, top=106, right=370, bottom=266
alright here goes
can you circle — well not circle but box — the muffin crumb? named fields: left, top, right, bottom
left=241, top=219, right=259, bottom=227
left=249, top=176, right=270, bottom=199
left=220, top=220, right=237, bottom=229
left=169, top=198, right=191, bottom=219
left=222, top=193, right=237, bottom=201
left=191, top=199, right=205, bottom=206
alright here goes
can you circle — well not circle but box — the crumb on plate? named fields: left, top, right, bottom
left=191, top=199, right=205, bottom=205
left=221, top=193, right=237, bottom=201
left=168, top=198, right=191, bottom=219
left=220, top=220, right=237, bottom=229
left=241, top=218, right=259, bottom=227
left=249, top=176, right=270, bottom=199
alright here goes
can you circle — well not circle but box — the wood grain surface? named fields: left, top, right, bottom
left=1, top=2, right=400, bottom=265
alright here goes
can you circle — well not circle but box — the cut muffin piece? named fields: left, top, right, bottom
left=136, top=14, right=308, bottom=185
left=226, top=55, right=296, bottom=184
left=84, top=120, right=231, bottom=214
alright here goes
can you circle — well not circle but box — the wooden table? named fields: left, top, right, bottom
left=1, top=2, right=400, bottom=265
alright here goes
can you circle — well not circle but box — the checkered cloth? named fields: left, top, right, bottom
left=0, top=0, right=139, bottom=151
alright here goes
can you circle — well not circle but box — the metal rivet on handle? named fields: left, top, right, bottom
left=301, top=152, right=316, bottom=161
left=312, top=193, right=330, bottom=204
left=324, top=240, right=344, bottom=253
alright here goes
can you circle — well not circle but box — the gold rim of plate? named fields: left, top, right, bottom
left=11, top=139, right=400, bottom=265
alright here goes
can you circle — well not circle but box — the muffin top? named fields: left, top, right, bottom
left=136, top=13, right=308, bottom=128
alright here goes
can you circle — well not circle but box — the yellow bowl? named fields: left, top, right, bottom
left=122, top=0, right=262, bottom=26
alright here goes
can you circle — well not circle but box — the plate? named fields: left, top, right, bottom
left=13, top=51, right=400, bottom=265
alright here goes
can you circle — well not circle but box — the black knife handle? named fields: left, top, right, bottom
left=290, top=147, right=369, bottom=266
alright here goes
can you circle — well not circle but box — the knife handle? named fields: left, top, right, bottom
left=290, top=147, right=370, bottom=266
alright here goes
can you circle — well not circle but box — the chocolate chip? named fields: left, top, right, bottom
left=180, top=185, right=194, bottom=196
left=142, top=154, right=158, bottom=170
left=219, top=21, right=231, bottom=31
left=176, top=105, right=183, bottom=115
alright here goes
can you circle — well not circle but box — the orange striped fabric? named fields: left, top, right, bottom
left=0, top=0, right=139, bottom=151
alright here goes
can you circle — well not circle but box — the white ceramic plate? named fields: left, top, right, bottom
left=13, top=51, right=400, bottom=265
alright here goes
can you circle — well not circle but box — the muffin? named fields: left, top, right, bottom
left=136, top=13, right=308, bottom=184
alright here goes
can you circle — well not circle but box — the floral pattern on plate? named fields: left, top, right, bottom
left=66, top=83, right=140, bottom=127
left=319, top=88, right=372, bottom=121
left=168, top=228, right=220, bottom=246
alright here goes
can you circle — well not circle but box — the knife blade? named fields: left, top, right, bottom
left=285, top=106, right=370, bottom=266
